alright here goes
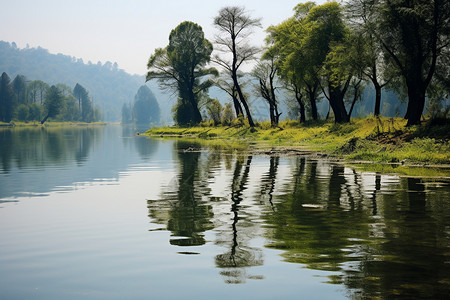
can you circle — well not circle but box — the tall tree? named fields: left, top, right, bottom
left=57, top=84, right=80, bottom=121
left=73, top=83, right=87, bottom=112
left=41, top=85, right=63, bottom=124
left=73, top=83, right=93, bottom=122
left=213, top=6, right=261, bottom=127
left=309, top=2, right=352, bottom=123
left=0, top=72, right=16, bottom=122
left=363, top=0, right=450, bottom=125
left=146, top=21, right=216, bottom=126
left=81, top=92, right=94, bottom=122
left=26, top=80, right=49, bottom=104
left=345, top=2, right=391, bottom=116
left=12, top=75, right=27, bottom=105
left=252, top=54, right=281, bottom=127
left=132, top=85, right=160, bottom=124
left=266, top=3, right=321, bottom=121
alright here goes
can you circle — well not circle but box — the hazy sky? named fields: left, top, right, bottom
left=1, top=0, right=326, bottom=75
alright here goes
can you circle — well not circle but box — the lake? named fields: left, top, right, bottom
left=0, top=125, right=449, bottom=299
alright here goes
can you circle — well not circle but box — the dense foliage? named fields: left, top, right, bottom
left=265, top=1, right=449, bottom=125
left=146, top=21, right=216, bottom=126
left=0, top=72, right=100, bottom=123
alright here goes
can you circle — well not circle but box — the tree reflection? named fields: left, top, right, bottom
left=265, top=162, right=372, bottom=272
left=263, top=159, right=450, bottom=298
left=148, top=141, right=213, bottom=246
left=0, top=129, right=13, bottom=172
left=259, top=156, right=279, bottom=210
left=134, top=135, right=158, bottom=160
left=215, top=155, right=264, bottom=284
left=121, top=125, right=159, bottom=160
left=342, top=177, right=450, bottom=299
left=146, top=143, right=450, bottom=296
left=0, top=127, right=102, bottom=173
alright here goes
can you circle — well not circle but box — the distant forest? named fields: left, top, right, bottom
left=0, top=41, right=168, bottom=122
left=0, top=71, right=101, bottom=124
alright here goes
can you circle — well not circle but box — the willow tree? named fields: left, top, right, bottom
left=213, top=6, right=261, bottom=127
left=146, top=21, right=217, bottom=126
left=266, top=2, right=321, bottom=122
left=272, top=2, right=351, bottom=123
left=349, top=0, right=450, bottom=125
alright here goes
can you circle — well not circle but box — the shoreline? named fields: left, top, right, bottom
left=144, top=117, right=450, bottom=177
left=0, top=121, right=108, bottom=127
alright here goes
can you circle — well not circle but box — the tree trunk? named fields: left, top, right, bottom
left=307, top=87, right=318, bottom=121
left=188, top=90, right=202, bottom=125
left=373, top=82, right=382, bottom=116
left=274, top=106, right=281, bottom=125
left=233, top=75, right=254, bottom=127
left=41, top=114, right=49, bottom=124
left=232, top=95, right=243, bottom=117
left=329, top=100, right=349, bottom=123
left=348, top=94, right=358, bottom=119
left=295, top=92, right=306, bottom=123
left=405, top=82, right=426, bottom=126
left=269, top=72, right=279, bottom=126
left=231, top=33, right=254, bottom=127
left=299, top=101, right=306, bottom=123
left=349, top=79, right=362, bottom=120
left=328, top=85, right=349, bottom=123
left=269, top=103, right=275, bottom=126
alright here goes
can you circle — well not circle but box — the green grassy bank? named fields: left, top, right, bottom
left=145, top=117, right=450, bottom=168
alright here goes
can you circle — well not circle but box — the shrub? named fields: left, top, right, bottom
left=16, top=104, right=29, bottom=121
left=222, top=103, right=234, bottom=126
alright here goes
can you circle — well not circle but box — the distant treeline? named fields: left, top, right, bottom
left=0, top=72, right=101, bottom=123
left=121, top=85, right=160, bottom=126
left=0, top=41, right=144, bottom=122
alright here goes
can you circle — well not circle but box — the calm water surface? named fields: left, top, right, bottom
left=0, top=125, right=449, bottom=299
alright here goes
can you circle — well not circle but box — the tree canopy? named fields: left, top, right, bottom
left=133, top=85, right=160, bottom=125
left=213, top=6, right=262, bottom=127
left=146, top=21, right=216, bottom=126
left=0, top=72, right=16, bottom=122
left=349, top=0, right=450, bottom=125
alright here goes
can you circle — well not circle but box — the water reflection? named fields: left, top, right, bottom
left=148, top=142, right=214, bottom=246
left=0, top=127, right=101, bottom=173
left=215, top=155, right=264, bottom=284
left=148, top=148, right=265, bottom=283
left=0, top=125, right=159, bottom=200
left=148, top=147, right=450, bottom=296
left=264, top=159, right=450, bottom=299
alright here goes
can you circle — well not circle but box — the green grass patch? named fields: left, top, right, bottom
left=144, top=117, right=450, bottom=166
left=349, top=163, right=450, bottom=178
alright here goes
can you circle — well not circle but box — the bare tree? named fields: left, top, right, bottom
left=213, top=6, right=261, bottom=127
left=252, top=57, right=281, bottom=127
